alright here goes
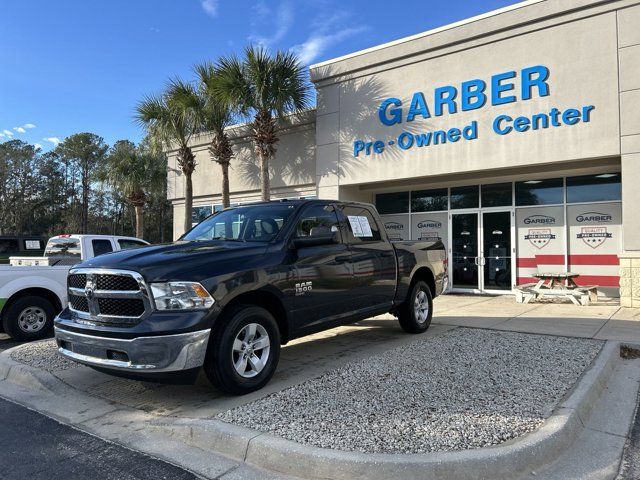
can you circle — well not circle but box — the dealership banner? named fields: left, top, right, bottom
left=567, top=202, right=621, bottom=288
left=380, top=214, right=411, bottom=241
left=516, top=206, right=565, bottom=284
left=412, top=212, right=448, bottom=250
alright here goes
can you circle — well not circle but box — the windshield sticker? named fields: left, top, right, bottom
left=348, top=215, right=373, bottom=237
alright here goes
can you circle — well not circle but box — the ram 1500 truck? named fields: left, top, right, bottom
left=54, top=200, right=447, bottom=394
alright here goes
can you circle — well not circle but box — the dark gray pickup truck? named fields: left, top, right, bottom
left=54, top=200, right=447, bottom=394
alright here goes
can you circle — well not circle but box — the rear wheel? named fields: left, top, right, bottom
left=204, top=305, right=281, bottom=395
left=398, top=280, right=433, bottom=333
left=2, top=296, right=56, bottom=341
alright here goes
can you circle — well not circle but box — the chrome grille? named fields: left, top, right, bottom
left=67, top=268, right=151, bottom=325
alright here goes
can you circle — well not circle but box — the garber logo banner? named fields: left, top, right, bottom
left=576, top=212, right=613, bottom=223
left=353, top=65, right=596, bottom=158
left=523, top=215, right=556, bottom=225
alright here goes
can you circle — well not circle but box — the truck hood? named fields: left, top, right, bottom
left=78, top=240, right=269, bottom=282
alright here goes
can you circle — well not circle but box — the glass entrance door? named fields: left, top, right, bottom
left=451, top=213, right=479, bottom=290
left=481, top=211, right=512, bottom=291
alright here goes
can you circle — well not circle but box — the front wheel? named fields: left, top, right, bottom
left=2, top=296, right=56, bottom=341
left=398, top=280, right=433, bottom=333
left=204, top=305, right=281, bottom=395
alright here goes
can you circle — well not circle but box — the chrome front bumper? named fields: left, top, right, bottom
left=54, top=327, right=210, bottom=372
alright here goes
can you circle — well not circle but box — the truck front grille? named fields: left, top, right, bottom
left=69, top=294, right=89, bottom=313
left=67, top=269, right=151, bottom=325
left=97, top=297, right=145, bottom=317
left=68, top=274, right=87, bottom=289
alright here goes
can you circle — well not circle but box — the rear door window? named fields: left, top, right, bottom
left=342, top=206, right=383, bottom=243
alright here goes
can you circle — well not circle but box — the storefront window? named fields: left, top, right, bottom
left=411, top=188, right=448, bottom=212
left=450, top=185, right=479, bottom=209
left=515, top=178, right=563, bottom=206
left=566, top=173, right=621, bottom=203
left=376, top=191, right=409, bottom=214
left=481, top=183, right=512, bottom=207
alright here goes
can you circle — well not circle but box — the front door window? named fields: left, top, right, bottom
left=482, top=211, right=512, bottom=290
left=451, top=213, right=479, bottom=289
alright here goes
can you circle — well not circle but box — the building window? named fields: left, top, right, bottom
left=192, top=206, right=213, bottom=225
left=515, top=178, right=563, bottom=206
left=450, top=185, right=479, bottom=209
left=375, top=192, right=409, bottom=214
left=566, top=173, right=621, bottom=203
left=481, top=183, right=512, bottom=207
left=411, top=188, right=448, bottom=212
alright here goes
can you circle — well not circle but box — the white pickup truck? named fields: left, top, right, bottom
left=0, top=234, right=149, bottom=340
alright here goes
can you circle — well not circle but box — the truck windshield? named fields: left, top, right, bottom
left=45, top=238, right=81, bottom=259
left=182, top=204, right=297, bottom=243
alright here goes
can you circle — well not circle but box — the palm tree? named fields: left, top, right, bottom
left=213, top=46, right=310, bottom=201
left=136, top=79, right=200, bottom=233
left=99, top=140, right=165, bottom=239
left=194, top=62, right=234, bottom=208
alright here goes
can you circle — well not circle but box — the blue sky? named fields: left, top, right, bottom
left=0, top=0, right=521, bottom=150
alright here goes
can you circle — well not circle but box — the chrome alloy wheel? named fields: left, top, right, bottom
left=231, top=323, right=271, bottom=378
left=414, top=290, right=430, bottom=324
left=17, top=307, right=47, bottom=333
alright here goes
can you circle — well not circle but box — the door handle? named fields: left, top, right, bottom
left=381, top=251, right=394, bottom=258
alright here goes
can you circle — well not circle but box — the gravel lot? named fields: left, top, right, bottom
left=218, top=328, right=603, bottom=454
left=10, top=339, right=77, bottom=372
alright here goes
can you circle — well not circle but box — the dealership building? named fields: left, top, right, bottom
left=167, top=0, right=640, bottom=306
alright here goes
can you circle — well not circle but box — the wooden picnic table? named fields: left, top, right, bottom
left=515, top=272, right=598, bottom=306
left=533, top=272, right=581, bottom=289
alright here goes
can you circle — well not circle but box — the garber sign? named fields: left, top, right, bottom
left=353, top=65, right=595, bottom=157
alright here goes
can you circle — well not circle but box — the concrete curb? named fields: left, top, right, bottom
left=147, top=342, right=619, bottom=480
left=0, top=341, right=620, bottom=480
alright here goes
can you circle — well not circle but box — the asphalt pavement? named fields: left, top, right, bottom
left=0, top=396, right=199, bottom=480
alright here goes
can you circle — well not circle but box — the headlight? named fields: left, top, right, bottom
left=150, top=282, right=214, bottom=310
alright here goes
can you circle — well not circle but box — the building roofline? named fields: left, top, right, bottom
left=309, top=0, right=542, bottom=71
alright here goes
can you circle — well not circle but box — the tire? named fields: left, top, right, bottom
left=2, top=296, right=56, bottom=341
left=204, top=305, right=281, bottom=395
left=398, top=280, right=433, bottom=334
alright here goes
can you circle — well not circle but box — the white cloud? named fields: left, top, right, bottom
left=43, top=137, right=61, bottom=146
left=200, top=0, right=218, bottom=17
left=3, top=129, right=13, bottom=137
left=291, top=11, right=368, bottom=65
left=34, top=143, right=43, bottom=150
left=13, top=126, right=26, bottom=133
left=250, top=1, right=293, bottom=49
left=24, top=123, right=36, bottom=129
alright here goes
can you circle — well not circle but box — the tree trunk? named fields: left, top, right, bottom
left=82, top=166, right=89, bottom=234
left=184, top=172, right=193, bottom=234
left=259, top=151, right=270, bottom=202
left=221, top=162, right=230, bottom=208
left=134, top=204, right=144, bottom=239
